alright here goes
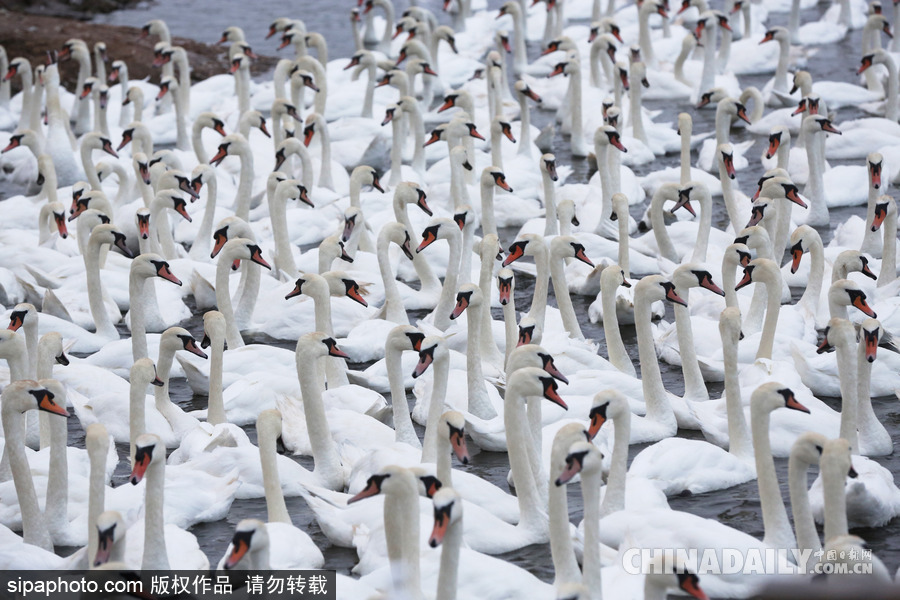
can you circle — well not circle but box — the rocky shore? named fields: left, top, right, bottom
left=0, top=8, right=278, bottom=94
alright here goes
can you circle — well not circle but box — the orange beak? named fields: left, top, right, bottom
left=348, top=481, right=381, bottom=504
left=852, top=295, right=877, bottom=318
left=223, top=538, right=250, bottom=570
left=502, top=242, right=526, bottom=267
left=130, top=453, right=151, bottom=484
left=450, top=295, right=470, bottom=320
left=429, top=513, right=450, bottom=547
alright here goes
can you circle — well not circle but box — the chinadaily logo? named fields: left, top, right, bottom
left=621, top=548, right=875, bottom=576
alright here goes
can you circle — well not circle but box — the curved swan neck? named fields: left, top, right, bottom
left=215, top=252, right=247, bottom=349
left=634, top=288, right=676, bottom=432
left=549, top=254, right=584, bottom=339
left=421, top=349, right=449, bottom=463
left=601, top=278, right=635, bottom=376
left=673, top=290, right=708, bottom=399
left=789, top=454, right=821, bottom=552
left=85, top=236, right=119, bottom=339
left=387, top=344, right=420, bottom=448
left=295, top=353, right=344, bottom=490
left=3, top=406, right=53, bottom=551
left=751, top=405, right=796, bottom=550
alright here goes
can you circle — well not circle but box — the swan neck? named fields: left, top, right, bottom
left=142, top=459, right=170, bottom=569
left=752, top=406, right=796, bottom=550
left=129, top=271, right=149, bottom=361
left=3, top=409, right=54, bottom=551
left=634, top=292, right=676, bottom=431
left=215, top=255, right=246, bottom=349
left=296, top=355, right=344, bottom=490
left=788, top=455, right=821, bottom=552
left=421, top=349, right=449, bottom=463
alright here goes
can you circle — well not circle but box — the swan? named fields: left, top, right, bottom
left=127, top=434, right=212, bottom=569
left=218, top=518, right=324, bottom=570
left=1, top=380, right=70, bottom=551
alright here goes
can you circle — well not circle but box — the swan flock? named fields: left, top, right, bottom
left=1, top=0, right=900, bottom=597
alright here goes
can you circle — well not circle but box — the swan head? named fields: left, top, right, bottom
left=429, top=487, right=462, bottom=548
left=821, top=438, right=857, bottom=483
left=636, top=275, right=688, bottom=307
left=217, top=237, right=269, bottom=272
left=751, top=381, right=810, bottom=416
left=556, top=441, right=602, bottom=486
left=326, top=271, right=369, bottom=307
left=218, top=26, right=246, bottom=45
left=200, top=311, right=227, bottom=350
left=539, top=154, right=558, bottom=182
left=871, top=195, right=895, bottom=231
left=190, top=164, right=215, bottom=195
left=7, top=302, right=36, bottom=332
left=296, top=331, right=350, bottom=362
left=507, top=366, right=568, bottom=410
left=223, top=519, right=268, bottom=570
left=2, top=129, right=38, bottom=154
left=588, top=390, right=630, bottom=438
left=759, top=26, right=789, bottom=45
left=439, top=412, right=469, bottom=465
left=93, top=511, right=126, bottom=567
left=450, top=283, right=483, bottom=320
left=595, top=125, right=628, bottom=154
left=131, top=253, right=182, bottom=286
left=483, top=165, right=514, bottom=193
left=211, top=218, right=253, bottom=259
left=348, top=465, right=416, bottom=503
left=816, top=317, right=856, bottom=354
left=239, top=110, right=270, bottom=139
left=719, top=306, right=744, bottom=344
left=867, top=152, right=883, bottom=189
left=417, top=218, right=460, bottom=253
left=131, top=357, right=165, bottom=388
left=695, top=87, right=727, bottom=109
left=559, top=198, right=580, bottom=227
left=386, top=324, right=424, bottom=353
left=507, top=344, right=568, bottom=384
left=210, top=134, right=247, bottom=167
left=802, top=114, right=841, bottom=137
left=517, top=317, right=539, bottom=347
left=786, top=225, right=819, bottom=273
left=161, top=327, right=208, bottom=360
left=861, top=319, right=881, bottom=363
left=37, top=331, right=68, bottom=367
left=266, top=17, right=295, bottom=39
left=791, top=431, right=828, bottom=467
left=735, top=257, right=781, bottom=292
left=275, top=179, right=313, bottom=208
left=412, top=335, right=447, bottom=378
left=89, top=223, right=133, bottom=259
left=600, top=264, right=631, bottom=291
left=130, top=433, right=164, bottom=484
left=497, top=268, right=515, bottom=305
left=551, top=236, right=594, bottom=267
left=673, top=263, right=725, bottom=297
left=394, top=181, right=430, bottom=215
left=828, top=279, right=877, bottom=318
left=502, top=233, right=545, bottom=267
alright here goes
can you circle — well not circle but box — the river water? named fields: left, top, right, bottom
left=80, top=0, right=900, bottom=592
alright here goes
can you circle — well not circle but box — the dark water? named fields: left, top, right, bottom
left=70, top=0, right=900, bottom=592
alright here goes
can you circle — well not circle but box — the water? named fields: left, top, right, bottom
left=77, top=0, right=900, bottom=591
